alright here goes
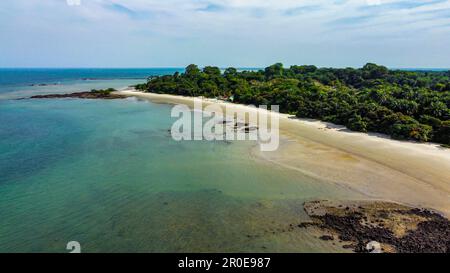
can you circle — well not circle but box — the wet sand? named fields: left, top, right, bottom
left=115, top=89, right=450, bottom=217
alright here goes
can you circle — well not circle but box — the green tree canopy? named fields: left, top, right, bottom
left=139, top=63, right=450, bottom=146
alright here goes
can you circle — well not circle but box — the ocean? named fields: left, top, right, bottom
left=0, top=69, right=353, bottom=252
left=0, top=68, right=183, bottom=100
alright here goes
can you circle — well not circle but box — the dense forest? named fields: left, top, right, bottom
left=135, top=63, right=450, bottom=147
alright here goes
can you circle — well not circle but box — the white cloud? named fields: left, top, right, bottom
left=0, top=0, right=449, bottom=67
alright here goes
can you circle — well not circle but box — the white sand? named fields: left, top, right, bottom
left=116, top=89, right=450, bottom=216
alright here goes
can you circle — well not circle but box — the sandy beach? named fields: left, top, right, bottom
left=115, top=89, right=450, bottom=217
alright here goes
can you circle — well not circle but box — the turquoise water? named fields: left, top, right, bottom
left=0, top=69, right=355, bottom=253
left=0, top=68, right=182, bottom=100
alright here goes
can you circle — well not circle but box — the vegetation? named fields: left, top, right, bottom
left=90, top=88, right=117, bottom=95
left=138, top=63, right=450, bottom=146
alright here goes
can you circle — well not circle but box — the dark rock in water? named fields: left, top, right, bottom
left=297, top=222, right=315, bottom=228
left=319, top=235, right=334, bottom=241
left=300, top=200, right=450, bottom=253
left=243, top=126, right=259, bottom=133
left=30, top=83, right=60, bottom=87
left=219, top=120, right=232, bottom=124
left=396, top=215, right=450, bottom=253
left=29, top=90, right=125, bottom=100
left=234, top=122, right=249, bottom=128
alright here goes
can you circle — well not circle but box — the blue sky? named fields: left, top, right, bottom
left=0, top=0, right=449, bottom=68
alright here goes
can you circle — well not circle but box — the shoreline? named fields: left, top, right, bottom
left=115, top=89, right=450, bottom=217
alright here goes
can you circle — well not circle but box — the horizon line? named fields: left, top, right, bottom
left=0, top=66, right=449, bottom=70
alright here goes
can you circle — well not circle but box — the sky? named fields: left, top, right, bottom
left=0, top=0, right=450, bottom=68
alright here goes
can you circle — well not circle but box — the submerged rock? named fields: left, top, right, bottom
left=243, top=126, right=259, bottom=133
left=319, top=235, right=334, bottom=241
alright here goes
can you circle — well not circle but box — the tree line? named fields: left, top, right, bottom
left=135, top=63, right=450, bottom=147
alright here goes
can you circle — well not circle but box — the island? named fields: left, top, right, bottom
left=135, top=63, right=450, bottom=147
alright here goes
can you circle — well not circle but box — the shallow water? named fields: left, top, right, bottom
left=0, top=68, right=182, bottom=100
left=0, top=69, right=360, bottom=252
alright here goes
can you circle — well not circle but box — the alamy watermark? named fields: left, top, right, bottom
left=170, top=99, right=280, bottom=152
left=66, top=241, right=81, bottom=253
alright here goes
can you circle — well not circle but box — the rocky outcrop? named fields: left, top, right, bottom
left=299, top=200, right=450, bottom=253
left=29, top=90, right=125, bottom=100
